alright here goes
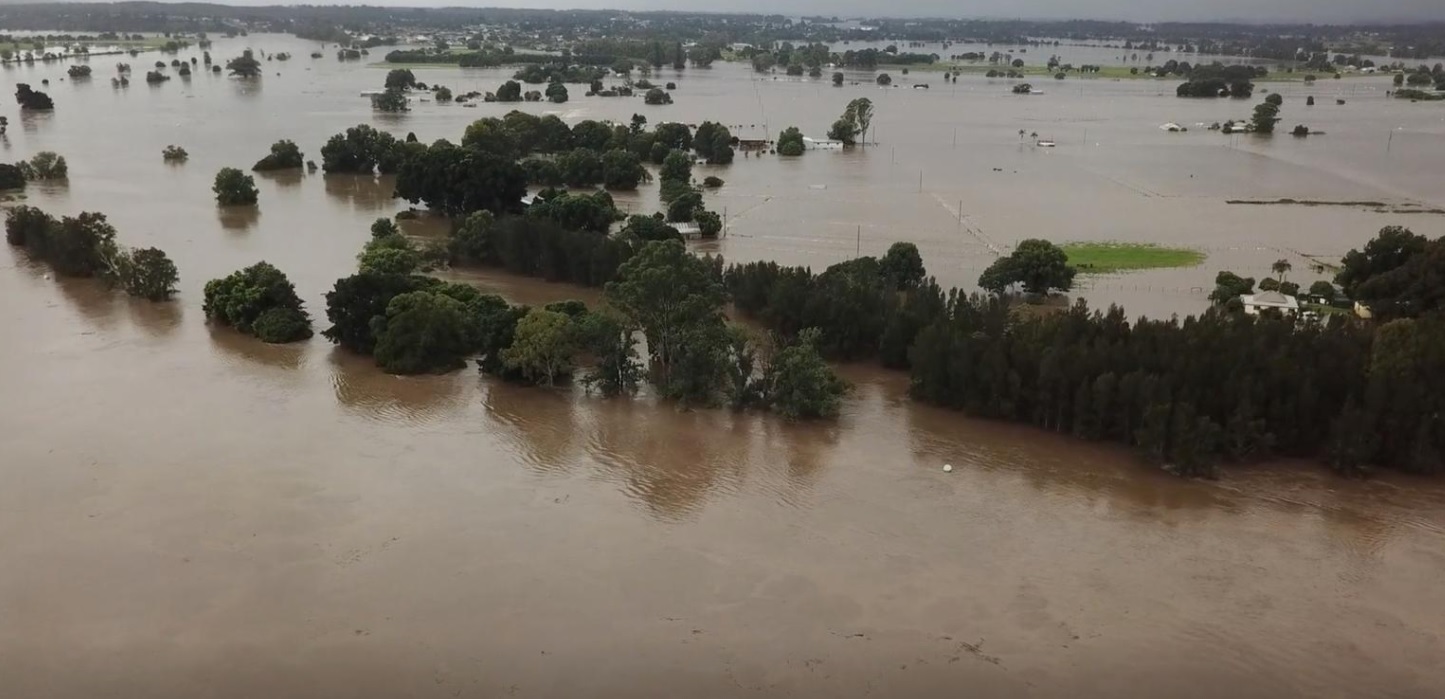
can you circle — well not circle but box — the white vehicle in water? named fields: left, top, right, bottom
left=1036, top=139, right=1057, bottom=147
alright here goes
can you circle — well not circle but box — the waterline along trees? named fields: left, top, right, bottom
left=828, top=98, right=874, bottom=146
left=19, top=152, right=68, bottom=180
left=778, top=126, right=805, bottom=156
left=226, top=49, right=262, bottom=78
left=252, top=140, right=304, bottom=171
left=15, top=83, right=54, bottom=110
left=1251, top=101, right=1280, bottom=134
left=978, top=239, right=1076, bottom=295
left=213, top=167, right=259, bottom=205
left=384, top=68, right=416, bottom=90
left=372, top=87, right=409, bottom=112
left=203, top=262, right=312, bottom=343
left=320, top=124, right=411, bottom=174
left=6, top=207, right=179, bottom=301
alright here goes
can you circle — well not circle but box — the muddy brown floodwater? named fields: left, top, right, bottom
left=3, top=34, right=1445, bottom=698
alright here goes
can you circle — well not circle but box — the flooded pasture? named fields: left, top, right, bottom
left=3, top=34, right=1445, bottom=698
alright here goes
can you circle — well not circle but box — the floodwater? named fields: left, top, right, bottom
left=3, top=34, right=1445, bottom=698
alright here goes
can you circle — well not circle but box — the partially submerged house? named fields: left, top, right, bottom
left=1240, top=290, right=1300, bottom=315
left=802, top=137, right=844, bottom=150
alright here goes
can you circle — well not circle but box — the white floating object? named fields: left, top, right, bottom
left=942, top=464, right=953, bottom=473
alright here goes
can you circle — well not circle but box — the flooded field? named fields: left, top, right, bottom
left=3, top=34, right=1445, bottom=698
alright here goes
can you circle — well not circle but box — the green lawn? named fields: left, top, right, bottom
left=1062, top=242, right=1206, bottom=274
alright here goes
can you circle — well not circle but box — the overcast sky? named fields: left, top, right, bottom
left=191, top=0, right=1444, bottom=24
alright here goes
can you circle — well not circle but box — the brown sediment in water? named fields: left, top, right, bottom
left=4, top=33, right=1445, bottom=699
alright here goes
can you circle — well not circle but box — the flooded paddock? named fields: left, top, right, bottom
left=3, top=34, right=1445, bottom=698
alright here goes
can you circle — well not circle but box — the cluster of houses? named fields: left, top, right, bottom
left=1239, top=282, right=1368, bottom=321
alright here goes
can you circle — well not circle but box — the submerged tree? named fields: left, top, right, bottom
left=213, top=167, right=259, bottom=205
left=15, top=83, right=54, bottom=110
left=502, top=308, right=579, bottom=385
left=978, top=239, right=1076, bottom=295
left=761, top=328, right=849, bottom=419
left=19, top=152, right=67, bottom=180
left=372, top=86, right=409, bottom=112
left=252, top=139, right=304, bottom=171
left=579, top=310, right=643, bottom=397
left=226, top=50, right=262, bottom=78
left=383, top=68, right=417, bottom=90
left=1250, top=101, right=1280, bottom=134
left=113, top=247, right=180, bottom=301
left=372, top=290, right=477, bottom=374
left=203, top=261, right=312, bottom=343
left=778, top=126, right=806, bottom=156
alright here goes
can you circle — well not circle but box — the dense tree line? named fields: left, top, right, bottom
left=1175, top=63, right=1264, bottom=98
left=6, top=206, right=179, bottom=301
left=724, top=228, right=1445, bottom=477
left=320, top=224, right=846, bottom=417
left=1336, top=226, right=1445, bottom=321
left=390, top=113, right=738, bottom=220
left=319, top=124, right=419, bottom=175
left=15, top=151, right=69, bottom=181
left=445, top=211, right=635, bottom=287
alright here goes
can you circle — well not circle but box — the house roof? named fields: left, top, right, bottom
left=1242, top=291, right=1299, bottom=308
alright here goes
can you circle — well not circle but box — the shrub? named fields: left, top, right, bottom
left=252, top=139, right=304, bottom=171
left=213, top=167, right=258, bottom=205
left=20, top=152, right=67, bottom=180
left=202, top=261, right=312, bottom=342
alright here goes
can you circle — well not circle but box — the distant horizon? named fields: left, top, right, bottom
left=32, top=0, right=1445, bottom=26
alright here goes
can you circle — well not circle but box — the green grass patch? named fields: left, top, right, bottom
left=1062, top=242, right=1206, bottom=274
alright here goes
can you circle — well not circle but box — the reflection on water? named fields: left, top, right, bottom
left=482, top=380, right=581, bottom=474
left=54, top=276, right=123, bottom=331
left=216, top=205, right=259, bottom=231
left=255, top=169, right=304, bottom=188
left=18, top=109, right=52, bottom=133
left=323, top=174, right=396, bottom=212
left=328, top=348, right=467, bottom=423
left=127, top=297, right=183, bottom=339
left=230, top=77, right=261, bottom=99
left=397, top=211, right=451, bottom=240
left=208, top=324, right=304, bottom=371
left=586, top=398, right=751, bottom=520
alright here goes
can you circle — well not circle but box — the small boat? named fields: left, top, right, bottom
left=1036, top=140, right=1056, bottom=147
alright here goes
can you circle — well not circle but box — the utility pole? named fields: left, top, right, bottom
left=856, top=225, right=861, bottom=258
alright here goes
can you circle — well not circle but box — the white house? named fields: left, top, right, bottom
left=802, top=136, right=844, bottom=150
left=1240, top=290, right=1299, bottom=315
